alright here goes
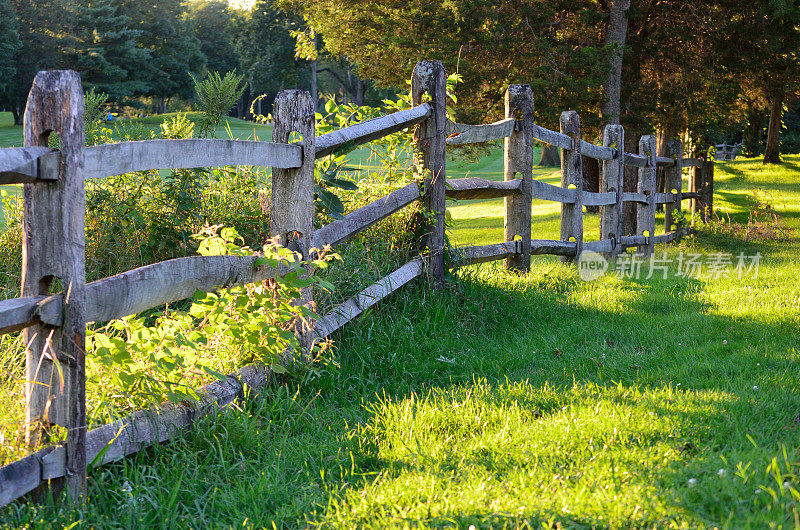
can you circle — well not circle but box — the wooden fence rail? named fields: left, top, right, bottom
left=0, top=61, right=715, bottom=507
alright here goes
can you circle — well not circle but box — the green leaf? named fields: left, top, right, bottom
left=327, top=178, right=359, bottom=191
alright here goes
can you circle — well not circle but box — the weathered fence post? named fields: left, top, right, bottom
left=504, top=85, right=534, bottom=272
left=22, top=71, right=87, bottom=501
left=637, top=135, right=656, bottom=256
left=664, top=139, right=683, bottom=241
left=600, top=124, right=624, bottom=257
left=701, top=158, right=714, bottom=222
left=689, top=156, right=713, bottom=224
left=271, top=90, right=316, bottom=354
left=559, top=111, right=583, bottom=262
left=412, top=60, right=447, bottom=287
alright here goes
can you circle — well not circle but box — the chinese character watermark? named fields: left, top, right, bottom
left=575, top=250, right=761, bottom=281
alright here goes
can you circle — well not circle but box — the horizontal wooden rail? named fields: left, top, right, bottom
left=583, top=191, right=617, bottom=207
left=654, top=192, right=676, bottom=204
left=580, top=140, right=615, bottom=161
left=532, top=180, right=577, bottom=203
left=0, top=148, right=58, bottom=185
left=583, top=239, right=615, bottom=253
left=620, top=234, right=647, bottom=246
left=82, top=139, right=303, bottom=179
left=314, top=257, right=423, bottom=338
left=531, top=124, right=573, bottom=149
left=531, top=239, right=577, bottom=256
left=622, top=191, right=648, bottom=204
left=312, top=182, right=421, bottom=249
left=683, top=158, right=703, bottom=168
left=315, top=104, right=431, bottom=158
left=656, top=156, right=676, bottom=167
left=446, top=118, right=516, bottom=145
left=0, top=362, right=273, bottom=507
left=624, top=153, right=648, bottom=167
left=682, top=191, right=701, bottom=200
left=459, top=241, right=519, bottom=264
left=0, top=295, right=62, bottom=335
left=1, top=255, right=300, bottom=335
left=652, top=230, right=680, bottom=244
left=445, top=177, right=522, bottom=200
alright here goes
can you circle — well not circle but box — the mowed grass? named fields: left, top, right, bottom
left=1, top=155, right=799, bottom=528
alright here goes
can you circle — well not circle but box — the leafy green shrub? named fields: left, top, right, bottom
left=85, top=226, right=337, bottom=424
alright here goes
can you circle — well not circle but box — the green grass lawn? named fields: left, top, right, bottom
left=2, top=155, right=798, bottom=528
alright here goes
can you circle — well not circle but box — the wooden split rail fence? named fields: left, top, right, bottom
left=0, top=62, right=715, bottom=506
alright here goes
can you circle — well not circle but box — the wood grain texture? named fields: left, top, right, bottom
left=531, top=239, right=577, bottom=256
left=652, top=230, right=680, bottom=244
left=636, top=135, right=657, bottom=255
left=315, top=104, right=431, bottom=158
left=313, top=182, right=421, bottom=249
left=559, top=110, right=583, bottom=262
left=412, top=60, right=447, bottom=287
left=446, top=118, right=516, bottom=145
left=82, top=140, right=302, bottom=179
left=314, top=258, right=423, bottom=338
left=530, top=124, right=573, bottom=149
left=583, top=239, right=615, bottom=253
left=0, top=296, right=59, bottom=335
left=22, top=71, right=88, bottom=501
left=579, top=140, right=615, bottom=161
left=600, top=124, right=624, bottom=256
left=459, top=241, right=518, bottom=265
left=582, top=191, right=617, bottom=206
left=622, top=191, right=648, bottom=204
left=655, top=156, right=676, bottom=167
left=445, top=177, right=522, bottom=200
left=623, top=152, right=648, bottom=167
left=683, top=157, right=703, bottom=168
left=654, top=192, right=676, bottom=204
left=504, top=85, right=534, bottom=272
left=0, top=148, right=58, bottom=184
left=532, top=179, right=578, bottom=203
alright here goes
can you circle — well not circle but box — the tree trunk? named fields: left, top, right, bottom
left=763, top=93, right=783, bottom=164
left=582, top=155, right=600, bottom=213
left=601, top=0, right=630, bottom=126
left=311, top=59, right=318, bottom=111
left=355, top=79, right=365, bottom=106
left=743, top=104, right=765, bottom=157
left=12, top=105, right=23, bottom=126
left=538, top=143, right=560, bottom=166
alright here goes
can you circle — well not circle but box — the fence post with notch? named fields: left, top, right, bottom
left=504, top=85, right=534, bottom=272
left=665, top=139, right=683, bottom=241
left=271, top=90, right=316, bottom=357
left=412, top=60, right=448, bottom=287
left=22, top=70, right=87, bottom=502
left=600, top=124, right=625, bottom=257
left=637, top=135, right=656, bottom=255
left=559, top=110, right=583, bottom=262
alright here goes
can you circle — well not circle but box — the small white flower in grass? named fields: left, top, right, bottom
left=783, top=481, right=791, bottom=491
left=677, top=383, right=681, bottom=387
left=469, top=525, right=477, bottom=530
left=717, top=468, right=726, bottom=477
left=753, top=385, right=759, bottom=391
left=601, top=354, right=606, bottom=359
left=121, top=481, right=132, bottom=494
left=688, top=478, right=697, bottom=487
left=755, top=489, right=762, bottom=495
left=722, top=340, right=728, bottom=345
left=757, top=363, right=760, bottom=366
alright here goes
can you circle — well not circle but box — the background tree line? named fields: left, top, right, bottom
left=0, top=0, right=798, bottom=165
left=0, top=0, right=385, bottom=125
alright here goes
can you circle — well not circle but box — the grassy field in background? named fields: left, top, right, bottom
left=1, top=154, right=798, bottom=528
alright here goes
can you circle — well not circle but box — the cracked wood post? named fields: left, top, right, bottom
left=412, top=60, right=447, bottom=287
left=22, top=71, right=87, bottom=502
left=600, top=124, right=624, bottom=257
left=271, top=90, right=315, bottom=357
left=637, top=135, right=657, bottom=256
left=664, top=139, right=683, bottom=241
left=559, top=110, right=583, bottom=263
left=504, top=85, right=534, bottom=272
